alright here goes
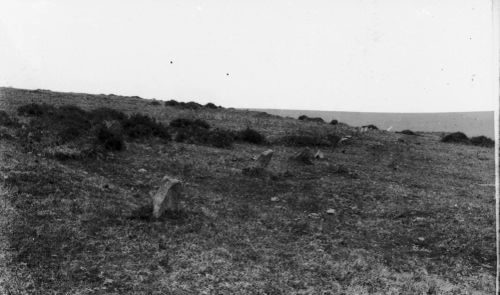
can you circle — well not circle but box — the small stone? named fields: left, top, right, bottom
left=271, top=197, right=279, bottom=202
left=138, top=168, right=147, bottom=173
left=417, top=237, right=425, bottom=242
left=326, top=209, right=336, bottom=214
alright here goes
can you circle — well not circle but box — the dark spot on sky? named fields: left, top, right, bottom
left=226, top=73, right=229, bottom=76
left=170, top=61, right=173, bottom=64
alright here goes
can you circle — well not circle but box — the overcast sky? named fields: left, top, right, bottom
left=0, top=0, right=496, bottom=112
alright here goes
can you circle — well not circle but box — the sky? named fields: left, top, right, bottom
left=0, top=0, right=497, bottom=112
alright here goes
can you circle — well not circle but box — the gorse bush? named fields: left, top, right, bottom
left=330, top=119, right=338, bottom=125
left=0, top=111, right=18, bottom=126
left=235, top=128, right=266, bottom=145
left=165, top=100, right=222, bottom=109
left=205, top=128, right=234, bottom=148
left=398, top=130, right=417, bottom=136
left=279, top=133, right=340, bottom=147
left=89, top=107, right=127, bottom=123
left=96, top=124, right=125, bottom=151
left=17, top=103, right=56, bottom=117
left=205, top=102, right=218, bottom=109
left=442, top=132, right=469, bottom=144
left=298, top=115, right=324, bottom=123
left=165, top=100, right=181, bottom=107
left=15, top=103, right=171, bottom=157
left=169, top=118, right=210, bottom=129
left=470, top=136, right=494, bottom=148
left=363, top=124, right=379, bottom=130
left=123, top=114, right=170, bottom=140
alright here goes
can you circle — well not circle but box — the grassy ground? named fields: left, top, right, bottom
left=0, top=87, right=496, bottom=294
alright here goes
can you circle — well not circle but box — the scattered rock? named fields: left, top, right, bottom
left=138, top=168, right=147, bottom=173
left=417, top=237, right=425, bottom=242
left=271, top=197, right=279, bottom=202
left=326, top=209, right=336, bottom=214
left=314, top=150, right=324, bottom=159
left=290, top=148, right=313, bottom=165
left=151, top=175, right=183, bottom=219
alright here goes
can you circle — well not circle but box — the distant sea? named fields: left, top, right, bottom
left=248, top=109, right=495, bottom=138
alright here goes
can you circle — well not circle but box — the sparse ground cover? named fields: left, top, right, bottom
left=0, top=87, right=495, bottom=294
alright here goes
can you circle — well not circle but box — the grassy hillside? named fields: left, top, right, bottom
left=0, top=87, right=495, bottom=294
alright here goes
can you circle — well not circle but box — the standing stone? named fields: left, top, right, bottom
left=291, top=148, right=313, bottom=164
left=243, top=149, right=274, bottom=176
left=255, top=149, right=274, bottom=169
left=314, top=150, right=324, bottom=159
left=151, top=175, right=182, bottom=219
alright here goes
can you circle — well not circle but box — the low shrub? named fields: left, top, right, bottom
left=58, top=127, right=83, bottom=143
left=169, top=118, right=210, bottom=129
left=123, top=114, right=170, bottom=140
left=165, top=100, right=181, bottom=107
left=363, top=124, right=378, bottom=130
left=205, top=102, right=218, bottom=109
left=280, top=133, right=340, bottom=147
left=149, top=100, right=161, bottom=106
left=183, top=101, right=203, bottom=110
left=206, top=128, right=234, bottom=148
left=17, top=103, right=56, bottom=117
left=398, top=129, right=417, bottom=136
left=298, top=115, right=324, bottom=123
left=0, top=111, right=17, bottom=126
left=235, top=128, right=266, bottom=145
left=95, top=124, right=125, bottom=151
left=89, top=107, right=127, bottom=123
left=330, top=119, right=338, bottom=125
left=470, top=136, right=494, bottom=148
left=442, top=132, right=469, bottom=144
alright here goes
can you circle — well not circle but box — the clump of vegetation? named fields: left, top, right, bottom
left=0, top=110, right=18, bottom=126
left=330, top=119, right=338, bottom=125
left=170, top=117, right=234, bottom=148
left=442, top=132, right=469, bottom=144
left=169, top=118, right=210, bottom=129
left=95, top=124, right=125, bottom=151
left=17, top=103, right=56, bottom=117
left=165, top=99, right=181, bottom=107
left=205, top=128, right=234, bottom=148
left=279, top=133, right=340, bottom=147
left=298, top=115, right=324, bottom=123
left=397, top=129, right=417, bottom=136
left=363, top=124, right=379, bottom=130
left=470, top=136, right=494, bottom=148
left=149, top=100, right=161, bottom=106
left=235, top=127, right=267, bottom=145
left=89, top=107, right=127, bottom=123
left=165, top=99, right=214, bottom=110
left=204, top=102, right=219, bottom=109
left=123, top=114, right=170, bottom=140
left=14, top=103, right=170, bottom=157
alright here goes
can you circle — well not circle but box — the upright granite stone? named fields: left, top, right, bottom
left=243, top=149, right=274, bottom=176
left=291, top=148, right=313, bottom=165
left=255, top=149, right=274, bottom=169
left=151, top=175, right=182, bottom=219
left=314, top=150, right=324, bottom=159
